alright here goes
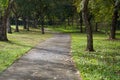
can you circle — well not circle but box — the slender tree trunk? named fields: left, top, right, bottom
left=26, top=22, right=29, bottom=31
left=23, top=17, right=27, bottom=29
left=71, top=16, right=74, bottom=26
left=82, top=0, right=94, bottom=51
left=41, top=25, right=44, bottom=34
left=109, top=2, right=119, bottom=39
left=95, top=22, right=98, bottom=32
left=52, top=16, right=55, bottom=26
left=7, top=17, right=12, bottom=34
left=76, top=15, right=79, bottom=28
left=79, top=12, right=83, bottom=33
left=41, top=18, right=45, bottom=34
left=26, top=17, right=29, bottom=31
left=80, top=20, right=83, bottom=33
left=33, top=19, right=37, bottom=28
left=14, top=16, right=19, bottom=32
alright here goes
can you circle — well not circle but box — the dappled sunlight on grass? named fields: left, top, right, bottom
left=0, top=28, right=52, bottom=72
left=72, top=33, right=120, bottom=80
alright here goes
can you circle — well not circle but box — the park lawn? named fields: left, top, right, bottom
left=71, top=32, right=120, bottom=80
left=47, top=25, right=81, bottom=33
left=0, top=27, right=52, bottom=72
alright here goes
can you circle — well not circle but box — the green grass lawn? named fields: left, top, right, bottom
left=71, top=32, right=120, bottom=80
left=0, top=27, right=52, bottom=72
left=48, top=26, right=120, bottom=80
left=47, top=25, right=81, bottom=33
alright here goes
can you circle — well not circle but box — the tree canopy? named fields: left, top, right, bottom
left=0, top=0, right=120, bottom=50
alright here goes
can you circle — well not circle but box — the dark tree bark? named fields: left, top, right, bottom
left=0, top=0, right=13, bottom=41
left=22, top=17, right=27, bottom=29
left=71, top=16, right=74, bottom=26
left=7, top=17, right=12, bottom=34
left=0, top=15, right=8, bottom=41
left=26, top=17, right=30, bottom=31
left=11, top=1, right=20, bottom=32
left=95, top=22, right=98, bottom=32
left=14, top=16, right=19, bottom=32
left=41, top=18, right=45, bottom=34
left=33, top=19, right=38, bottom=28
left=79, top=12, right=83, bottom=33
left=82, top=0, right=94, bottom=51
left=109, top=1, right=120, bottom=39
left=26, top=22, right=29, bottom=31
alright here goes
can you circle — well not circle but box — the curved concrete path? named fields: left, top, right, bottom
left=0, top=34, right=81, bottom=80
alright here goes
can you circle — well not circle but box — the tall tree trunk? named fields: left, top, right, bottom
left=0, top=0, right=13, bottom=41
left=41, top=18, right=45, bottom=34
left=109, top=2, right=119, bottom=39
left=76, top=15, right=79, bottom=29
left=7, top=17, right=12, bottom=34
left=79, top=12, right=83, bottom=33
left=80, top=20, right=83, bottom=33
left=82, top=0, right=94, bottom=51
left=40, top=15, right=45, bottom=34
left=95, top=22, right=98, bottom=32
left=26, top=17, right=30, bottom=31
left=71, top=16, right=74, bottom=26
left=23, top=17, right=27, bottom=29
left=0, top=15, right=8, bottom=41
left=14, top=16, right=19, bottom=32
left=33, top=19, right=38, bottom=28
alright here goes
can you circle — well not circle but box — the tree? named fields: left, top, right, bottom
left=74, top=0, right=94, bottom=51
left=82, top=0, right=94, bottom=51
left=34, top=0, right=47, bottom=34
left=14, top=0, right=35, bottom=31
left=12, top=1, right=21, bottom=32
left=7, top=16, right=12, bottom=33
left=110, top=0, right=120, bottom=39
left=79, top=12, right=83, bottom=33
left=0, top=0, right=13, bottom=41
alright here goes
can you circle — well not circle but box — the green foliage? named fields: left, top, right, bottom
left=72, top=32, right=120, bottom=80
left=13, top=0, right=75, bottom=22
left=14, top=0, right=35, bottom=16
left=74, top=0, right=120, bottom=22
left=0, top=0, right=8, bottom=8
left=90, top=0, right=113, bottom=22
left=74, top=0, right=82, bottom=12
left=0, top=26, right=52, bottom=72
left=0, top=0, right=9, bottom=15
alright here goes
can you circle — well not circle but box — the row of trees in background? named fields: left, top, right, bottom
left=75, top=0, right=120, bottom=51
left=0, top=0, right=120, bottom=51
left=0, top=0, right=76, bottom=40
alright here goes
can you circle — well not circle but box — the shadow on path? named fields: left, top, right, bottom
left=0, top=34, right=81, bottom=80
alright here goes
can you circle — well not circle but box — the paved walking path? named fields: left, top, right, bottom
left=0, top=34, right=81, bottom=80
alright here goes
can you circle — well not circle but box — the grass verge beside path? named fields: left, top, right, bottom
left=71, top=33, right=120, bottom=80
left=0, top=28, right=52, bottom=73
left=47, top=26, right=120, bottom=80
